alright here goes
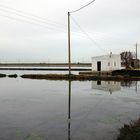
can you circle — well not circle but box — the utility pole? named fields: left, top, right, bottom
left=67, top=0, right=95, bottom=75
left=68, top=12, right=71, bottom=75
left=136, top=43, right=138, bottom=60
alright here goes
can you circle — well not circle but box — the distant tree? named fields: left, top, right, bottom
left=120, top=51, right=135, bottom=69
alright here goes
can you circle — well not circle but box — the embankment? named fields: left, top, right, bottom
left=112, top=69, right=140, bottom=77
left=20, top=74, right=140, bottom=81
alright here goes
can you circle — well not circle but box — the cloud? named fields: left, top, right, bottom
left=0, top=0, right=139, bottom=62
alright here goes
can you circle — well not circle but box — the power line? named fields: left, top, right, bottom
left=0, top=10, right=97, bottom=38
left=0, top=9, right=66, bottom=32
left=0, top=3, right=105, bottom=40
left=0, top=4, right=67, bottom=32
left=70, top=0, right=95, bottom=13
left=71, top=16, right=108, bottom=54
left=0, top=4, right=66, bottom=28
left=0, top=6, right=115, bottom=43
left=0, top=14, right=67, bottom=33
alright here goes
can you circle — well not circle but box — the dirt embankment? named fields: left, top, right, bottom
left=20, top=74, right=140, bottom=81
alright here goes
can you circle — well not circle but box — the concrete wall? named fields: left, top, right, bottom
left=91, top=54, right=122, bottom=71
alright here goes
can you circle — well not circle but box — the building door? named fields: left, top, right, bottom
left=97, top=61, right=101, bottom=71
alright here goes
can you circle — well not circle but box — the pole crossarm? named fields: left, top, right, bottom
left=69, top=0, right=95, bottom=13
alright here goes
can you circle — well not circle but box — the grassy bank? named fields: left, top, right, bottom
left=20, top=74, right=140, bottom=81
left=116, top=118, right=140, bottom=140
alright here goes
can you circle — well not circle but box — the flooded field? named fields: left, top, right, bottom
left=0, top=72, right=139, bottom=140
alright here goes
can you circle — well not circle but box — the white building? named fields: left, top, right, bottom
left=91, top=53, right=122, bottom=71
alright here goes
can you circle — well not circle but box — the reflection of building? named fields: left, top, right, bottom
left=91, top=53, right=122, bottom=71
left=121, top=81, right=137, bottom=87
left=92, top=81, right=121, bottom=93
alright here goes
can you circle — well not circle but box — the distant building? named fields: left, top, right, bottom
left=121, top=59, right=140, bottom=69
left=91, top=53, right=122, bottom=71
left=131, top=59, right=140, bottom=68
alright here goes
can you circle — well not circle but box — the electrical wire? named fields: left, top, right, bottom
left=0, top=4, right=67, bottom=32
left=0, top=4, right=66, bottom=28
left=0, top=4, right=102, bottom=40
left=71, top=16, right=108, bottom=54
left=0, top=14, right=67, bottom=33
left=0, top=7, right=67, bottom=32
left=70, top=0, right=95, bottom=13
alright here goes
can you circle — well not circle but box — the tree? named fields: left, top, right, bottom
left=120, top=51, right=135, bottom=69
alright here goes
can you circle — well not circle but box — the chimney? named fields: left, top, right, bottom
left=110, top=52, right=112, bottom=58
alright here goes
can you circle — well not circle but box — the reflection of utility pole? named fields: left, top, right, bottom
left=135, top=81, right=137, bottom=93
left=67, top=0, right=96, bottom=75
left=68, top=80, right=71, bottom=140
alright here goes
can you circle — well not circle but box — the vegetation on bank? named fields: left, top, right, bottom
left=8, top=74, right=18, bottom=78
left=20, top=74, right=140, bottom=81
left=116, top=118, right=140, bottom=140
left=0, top=72, right=140, bottom=81
left=0, top=74, right=17, bottom=78
left=0, top=73, right=6, bottom=78
left=112, top=69, right=140, bottom=77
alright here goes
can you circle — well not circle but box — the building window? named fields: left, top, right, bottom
left=114, top=62, right=116, bottom=66
left=108, top=62, right=110, bottom=66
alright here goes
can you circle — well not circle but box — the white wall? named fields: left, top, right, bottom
left=91, top=54, right=121, bottom=71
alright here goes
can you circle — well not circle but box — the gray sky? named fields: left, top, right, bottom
left=0, top=0, right=140, bottom=63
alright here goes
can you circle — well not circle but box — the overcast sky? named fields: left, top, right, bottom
left=0, top=0, right=139, bottom=63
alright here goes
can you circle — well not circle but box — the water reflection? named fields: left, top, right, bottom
left=69, top=80, right=139, bottom=138
left=121, top=81, right=137, bottom=87
left=92, top=81, right=121, bottom=94
left=0, top=77, right=139, bottom=140
left=68, top=80, right=71, bottom=140
left=91, top=81, right=139, bottom=94
left=121, top=81, right=138, bottom=93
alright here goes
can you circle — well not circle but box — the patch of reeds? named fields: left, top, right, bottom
left=116, top=118, right=140, bottom=140
left=79, top=71, right=112, bottom=76
left=112, top=69, right=140, bottom=77
left=0, top=73, right=6, bottom=78
left=8, top=74, right=18, bottom=78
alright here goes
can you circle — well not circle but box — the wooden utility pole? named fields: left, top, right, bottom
left=68, top=12, right=71, bottom=75
left=136, top=43, right=138, bottom=60
left=67, top=0, right=95, bottom=75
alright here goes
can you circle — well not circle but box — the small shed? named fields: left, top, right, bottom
left=91, top=53, right=122, bottom=71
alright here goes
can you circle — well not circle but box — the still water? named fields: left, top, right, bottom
left=0, top=76, right=139, bottom=140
